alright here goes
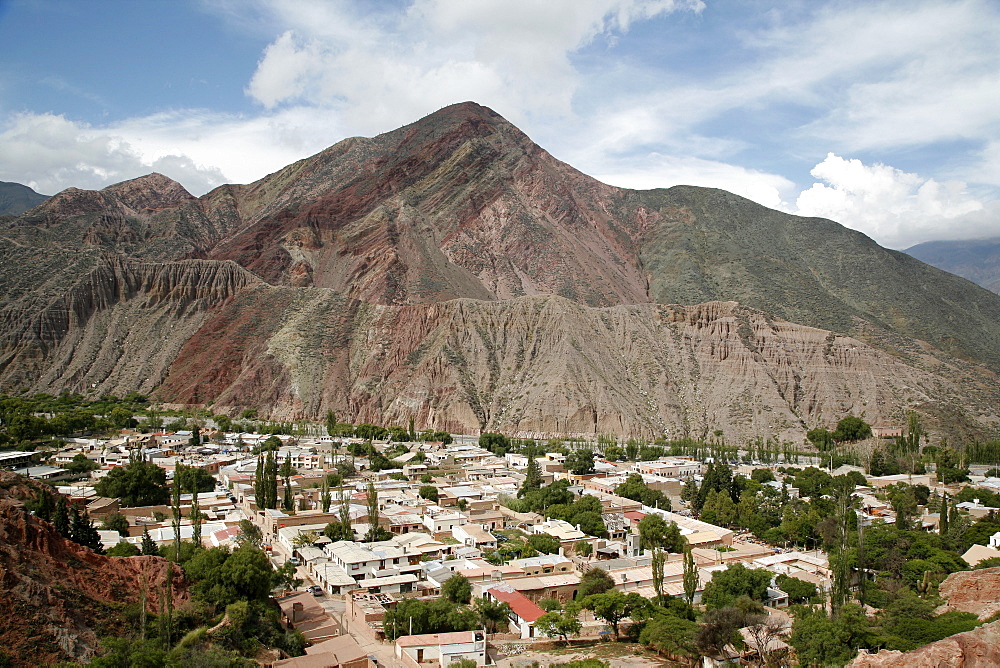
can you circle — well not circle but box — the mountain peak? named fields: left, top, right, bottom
left=102, top=172, right=193, bottom=211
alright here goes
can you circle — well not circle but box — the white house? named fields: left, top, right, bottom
left=394, top=630, right=486, bottom=667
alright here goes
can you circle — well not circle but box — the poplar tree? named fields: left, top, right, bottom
left=280, top=459, right=295, bottom=512
left=940, top=492, right=950, bottom=536
left=171, top=466, right=183, bottom=561
left=190, top=482, right=202, bottom=548
left=683, top=541, right=698, bottom=606
left=320, top=475, right=332, bottom=513
left=652, top=547, right=666, bottom=606
left=365, top=482, right=380, bottom=542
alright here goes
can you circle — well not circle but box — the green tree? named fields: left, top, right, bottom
left=535, top=610, right=582, bottom=643
left=776, top=574, right=818, bottom=604
left=527, top=533, right=561, bottom=554
left=69, top=505, right=103, bottom=552
left=578, top=567, right=615, bottom=599
left=890, top=487, right=918, bottom=530
left=441, top=573, right=472, bottom=605
left=325, top=410, right=337, bottom=437
left=100, top=512, right=130, bottom=537
left=95, top=457, right=169, bottom=507
left=701, top=563, right=772, bottom=609
left=474, top=597, right=512, bottom=634
left=833, top=415, right=872, bottom=442
left=140, top=527, right=159, bottom=555
left=639, top=613, right=698, bottom=662
left=682, top=541, right=698, bottom=606
left=106, top=541, right=140, bottom=557
left=565, top=448, right=596, bottom=475
left=580, top=590, right=653, bottom=640
left=65, top=453, right=100, bottom=474
left=364, top=482, right=380, bottom=542
left=419, top=485, right=439, bottom=502
left=789, top=605, right=864, bottom=667
left=519, top=455, right=541, bottom=497
left=174, top=466, right=217, bottom=493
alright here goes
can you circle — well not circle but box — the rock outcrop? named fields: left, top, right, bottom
left=0, top=472, right=189, bottom=666
left=936, top=567, right=1000, bottom=621
left=848, top=620, right=1000, bottom=668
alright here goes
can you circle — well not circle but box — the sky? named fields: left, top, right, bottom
left=0, top=0, right=998, bottom=249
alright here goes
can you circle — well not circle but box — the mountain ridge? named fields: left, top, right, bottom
left=1, top=101, right=998, bottom=440
left=906, top=236, right=1000, bottom=295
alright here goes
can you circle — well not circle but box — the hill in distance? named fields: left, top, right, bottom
left=0, top=181, right=48, bottom=216
left=906, top=237, right=1000, bottom=295
left=1, top=102, right=998, bottom=442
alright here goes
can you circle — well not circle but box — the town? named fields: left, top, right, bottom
left=4, top=402, right=1000, bottom=667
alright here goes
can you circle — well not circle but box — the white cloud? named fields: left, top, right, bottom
left=0, top=112, right=224, bottom=195
left=591, top=152, right=794, bottom=210
left=244, top=0, right=705, bottom=133
left=794, top=153, right=987, bottom=249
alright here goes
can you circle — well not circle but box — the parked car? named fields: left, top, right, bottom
left=287, top=557, right=301, bottom=566
left=307, top=585, right=323, bottom=596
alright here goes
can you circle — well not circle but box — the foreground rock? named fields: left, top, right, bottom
left=0, top=472, right=189, bottom=666
left=848, top=621, right=1000, bottom=668
left=936, top=567, right=1000, bottom=621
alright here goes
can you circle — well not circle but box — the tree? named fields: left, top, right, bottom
left=701, top=563, right=772, bottom=609
left=565, top=448, right=596, bottom=475
left=320, top=475, right=332, bottom=513
left=695, top=600, right=762, bottom=659
left=789, top=605, right=863, bottom=667
left=652, top=547, right=666, bottom=605
left=441, top=574, right=472, bottom=605
left=279, top=459, right=295, bottom=512
left=682, top=541, right=698, bottom=606
left=890, top=487, right=918, bottom=530
left=638, top=513, right=668, bottom=550
left=776, top=574, right=818, bottom=604
left=474, top=597, right=512, bottom=634
left=140, top=527, right=159, bottom=555
left=580, top=590, right=652, bottom=640
left=833, top=415, right=872, bottom=442
left=519, top=455, right=541, bottom=497
left=95, top=458, right=169, bottom=507
left=527, top=532, right=561, bottom=554
left=364, top=482, right=380, bottom=542
left=66, top=453, right=100, bottom=474
left=419, top=485, right=439, bottom=502
left=106, top=541, right=140, bottom=557
left=535, top=610, right=582, bottom=644
left=578, top=567, right=615, bottom=599
left=69, top=505, right=103, bottom=552
left=101, top=512, right=130, bottom=537
left=173, top=466, right=216, bottom=493
left=325, top=410, right=337, bottom=437
left=639, top=614, right=698, bottom=663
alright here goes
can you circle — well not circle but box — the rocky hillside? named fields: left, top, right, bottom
left=1, top=102, right=999, bottom=440
left=0, top=472, right=189, bottom=666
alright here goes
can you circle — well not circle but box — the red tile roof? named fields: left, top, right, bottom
left=487, top=587, right=545, bottom=623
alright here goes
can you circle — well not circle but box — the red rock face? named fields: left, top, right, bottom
left=849, top=620, right=1000, bottom=668
left=1, top=101, right=999, bottom=440
left=0, top=472, right=189, bottom=665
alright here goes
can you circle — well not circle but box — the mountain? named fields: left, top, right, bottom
left=1, top=102, right=998, bottom=441
left=906, top=237, right=1000, bottom=295
left=0, top=181, right=48, bottom=215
